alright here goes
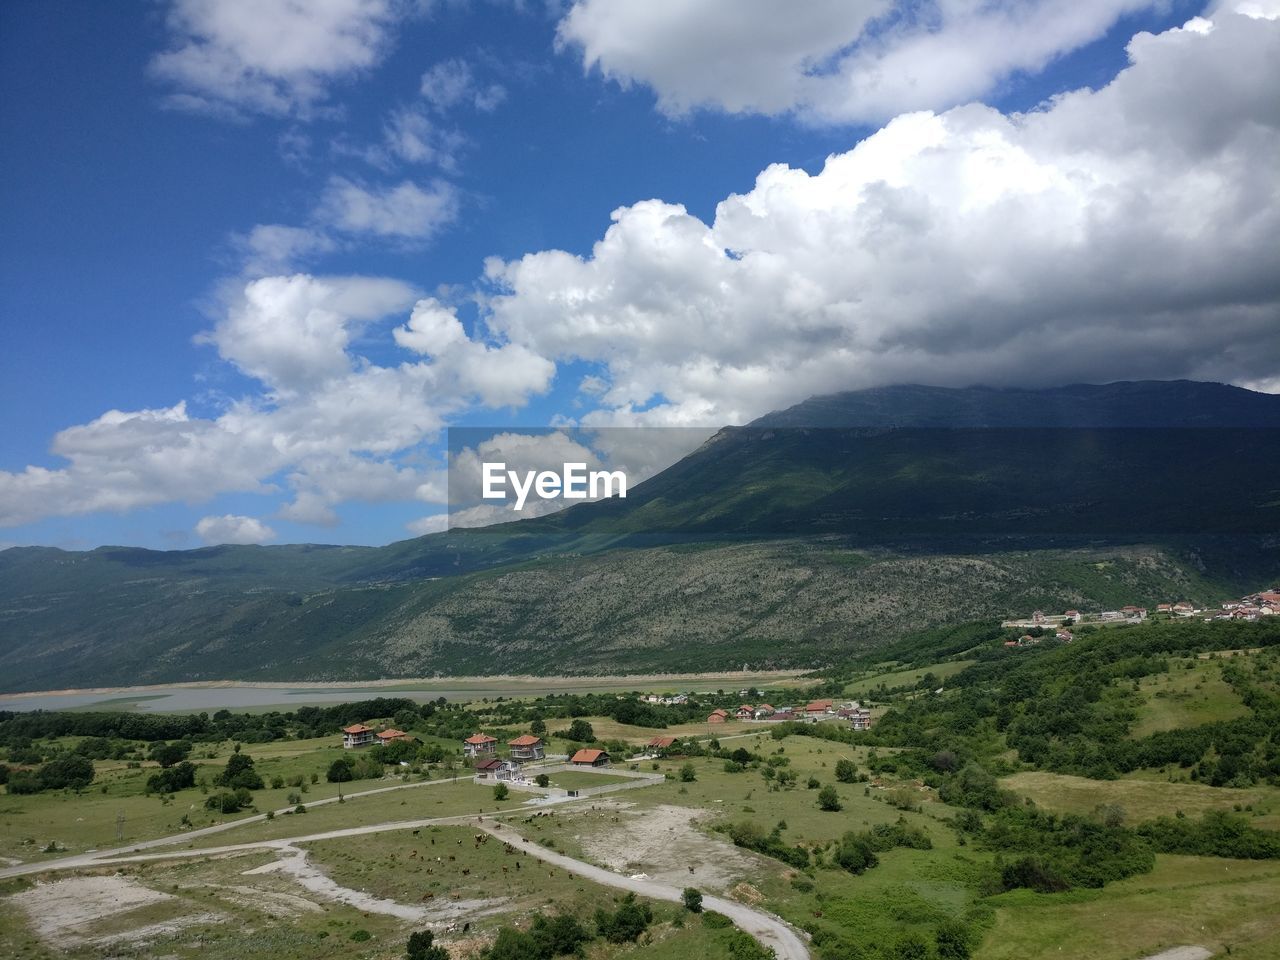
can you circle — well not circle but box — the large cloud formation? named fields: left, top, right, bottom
left=3, top=3, right=1277, bottom=533
left=0, top=277, right=552, bottom=528
left=557, top=0, right=1161, bottom=123
left=490, top=3, right=1280, bottom=425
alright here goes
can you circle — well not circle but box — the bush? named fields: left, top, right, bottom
left=595, top=894, right=652, bottom=943
left=679, top=763, right=697, bottom=783
left=38, top=754, right=95, bottom=790
left=535, top=773, right=550, bottom=788
left=147, top=761, right=196, bottom=794
left=703, top=911, right=733, bottom=929
left=817, top=785, right=842, bottom=811
left=494, top=783, right=510, bottom=801
left=682, top=887, right=703, bottom=913
left=566, top=719, right=595, bottom=742
left=835, top=758, right=857, bottom=783
left=406, top=929, right=450, bottom=960
left=204, top=790, right=248, bottom=814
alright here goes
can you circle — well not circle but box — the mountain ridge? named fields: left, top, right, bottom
left=2, top=379, right=1278, bottom=691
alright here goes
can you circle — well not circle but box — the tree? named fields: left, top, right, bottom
left=596, top=893, right=652, bottom=943
left=216, top=752, right=263, bottom=790
left=935, top=919, right=974, bottom=959
left=149, top=741, right=191, bottom=768
left=147, top=761, right=196, bottom=794
left=494, top=783, right=510, bottom=801
left=566, top=719, right=595, bottom=742
left=530, top=717, right=547, bottom=735
left=406, top=930, right=449, bottom=960
left=835, top=758, right=857, bottom=783
left=679, top=763, right=697, bottom=782
left=817, top=785, right=842, bottom=811
left=835, top=833, right=878, bottom=874
left=535, top=773, right=550, bottom=788
left=892, top=931, right=931, bottom=960
left=682, top=887, right=703, bottom=913
left=327, top=757, right=354, bottom=783
left=38, top=754, right=95, bottom=790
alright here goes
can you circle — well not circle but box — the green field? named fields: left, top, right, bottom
left=1129, top=657, right=1251, bottom=738
left=1003, top=771, right=1280, bottom=830
left=843, top=659, right=977, bottom=697
left=546, top=770, right=638, bottom=790
left=978, top=855, right=1280, bottom=960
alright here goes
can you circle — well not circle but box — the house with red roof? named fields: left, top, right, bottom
left=508, top=734, right=545, bottom=762
left=570, top=748, right=610, bottom=767
left=735, top=704, right=755, bottom=720
left=463, top=733, right=498, bottom=758
left=341, top=724, right=375, bottom=749
left=377, top=728, right=414, bottom=745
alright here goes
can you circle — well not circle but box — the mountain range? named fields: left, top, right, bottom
left=1, top=380, right=1277, bottom=692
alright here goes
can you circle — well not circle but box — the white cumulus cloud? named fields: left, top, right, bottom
left=196, top=514, right=277, bottom=545
left=558, top=0, right=1161, bottom=124
left=151, top=0, right=412, bottom=118
left=487, top=5, right=1280, bottom=425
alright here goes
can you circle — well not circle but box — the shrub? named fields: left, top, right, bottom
left=406, top=929, right=450, bottom=960
left=817, top=785, right=842, bottom=811
left=680, top=763, right=697, bottom=782
left=682, top=887, right=703, bottom=913
left=494, top=783, right=510, bottom=801
left=835, top=759, right=857, bottom=783
left=535, top=773, right=550, bottom=788
left=595, top=894, right=652, bottom=943
left=38, top=754, right=95, bottom=790
left=703, top=911, right=733, bottom=929
left=147, top=761, right=196, bottom=794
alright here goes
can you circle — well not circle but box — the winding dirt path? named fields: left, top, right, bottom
left=0, top=781, right=810, bottom=959
left=477, top=819, right=809, bottom=960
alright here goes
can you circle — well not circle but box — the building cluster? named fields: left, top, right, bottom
left=1205, top=590, right=1280, bottom=622
left=340, top=724, right=416, bottom=749
left=706, top=698, right=872, bottom=730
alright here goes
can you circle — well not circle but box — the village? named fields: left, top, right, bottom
left=334, top=696, right=877, bottom=794
left=999, top=588, right=1280, bottom=648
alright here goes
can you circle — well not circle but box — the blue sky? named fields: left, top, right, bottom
left=2, top=0, right=1277, bottom=551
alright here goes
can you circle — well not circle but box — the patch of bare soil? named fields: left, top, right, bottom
left=569, top=802, right=762, bottom=892
left=4, top=874, right=218, bottom=949
left=246, top=847, right=509, bottom=924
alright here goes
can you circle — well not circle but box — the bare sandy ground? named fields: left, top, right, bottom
left=5, top=874, right=220, bottom=949
left=246, top=846, right=508, bottom=924
left=567, top=801, right=762, bottom=892
left=1139, top=949, right=1212, bottom=960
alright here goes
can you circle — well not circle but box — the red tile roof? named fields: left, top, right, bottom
left=570, top=748, right=607, bottom=764
left=377, top=729, right=410, bottom=741
left=342, top=724, right=372, bottom=734
left=465, top=734, right=497, bottom=744
left=509, top=734, right=543, bottom=746
left=647, top=736, right=676, bottom=748
left=474, top=758, right=503, bottom=770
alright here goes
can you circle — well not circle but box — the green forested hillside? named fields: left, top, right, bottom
left=2, top=380, right=1278, bottom=691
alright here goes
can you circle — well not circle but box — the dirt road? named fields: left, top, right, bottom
left=477, top=819, right=809, bottom=960
left=2, top=788, right=809, bottom=959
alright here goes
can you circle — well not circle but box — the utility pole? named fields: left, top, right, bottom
left=115, top=809, right=125, bottom=842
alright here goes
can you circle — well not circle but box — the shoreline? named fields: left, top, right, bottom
left=0, top=668, right=811, bottom=702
